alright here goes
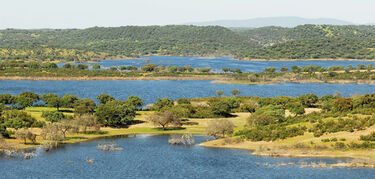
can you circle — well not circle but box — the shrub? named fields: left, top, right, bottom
left=360, top=132, right=375, bottom=141
left=176, top=98, right=191, bottom=105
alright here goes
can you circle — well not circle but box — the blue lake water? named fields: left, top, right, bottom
left=1, top=80, right=375, bottom=104
left=1, top=135, right=374, bottom=179
left=4, top=57, right=375, bottom=177
left=60, top=56, right=375, bottom=72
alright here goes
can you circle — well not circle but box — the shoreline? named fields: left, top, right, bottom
left=236, top=58, right=375, bottom=62
left=0, top=76, right=225, bottom=81
left=1, top=76, right=375, bottom=85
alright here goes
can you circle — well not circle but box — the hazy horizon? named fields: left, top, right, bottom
left=1, top=0, right=374, bottom=29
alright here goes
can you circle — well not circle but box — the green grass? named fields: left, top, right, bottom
left=25, top=107, right=74, bottom=121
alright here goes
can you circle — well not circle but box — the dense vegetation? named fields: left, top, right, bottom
left=231, top=93, right=375, bottom=150
left=0, top=26, right=255, bottom=61
left=3, top=61, right=375, bottom=85
left=1, top=24, right=375, bottom=61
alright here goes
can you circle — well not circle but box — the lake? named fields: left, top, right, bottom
left=59, top=56, right=375, bottom=72
left=1, top=135, right=374, bottom=179
left=1, top=80, right=375, bottom=104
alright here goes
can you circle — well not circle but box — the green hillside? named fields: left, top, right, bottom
left=0, top=24, right=375, bottom=61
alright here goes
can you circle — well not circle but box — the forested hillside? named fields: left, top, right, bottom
left=0, top=25, right=375, bottom=61
left=236, top=25, right=375, bottom=45
left=0, top=26, right=255, bottom=61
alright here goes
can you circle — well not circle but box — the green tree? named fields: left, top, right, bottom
left=333, top=98, right=354, bottom=112
left=216, top=90, right=224, bottom=97
left=42, top=111, right=66, bottom=123
left=210, top=100, right=232, bottom=117
left=97, top=94, right=115, bottom=105
left=280, top=67, right=289, bottom=72
left=76, top=64, right=88, bottom=70
left=126, top=96, right=144, bottom=109
left=231, top=89, right=240, bottom=97
left=264, top=67, right=276, bottom=73
left=95, top=100, right=136, bottom=127
left=2, top=110, right=39, bottom=129
left=222, top=68, right=231, bottom=73
left=0, top=94, right=15, bottom=105
left=61, top=94, right=79, bottom=108
left=298, top=94, right=318, bottom=107
left=168, top=66, right=178, bottom=73
left=152, top=98, right=174, bottom=111
left=74, top=99, right=96, bottom=115
left=63, top=63, right=73, bottom=69
left=16, top=92, right=40, bottom=109
left=141, top=64, right=157, bottom=72
left=288, top=104, right=305, bottom=116
left=41, top=93, right=62, bottom=111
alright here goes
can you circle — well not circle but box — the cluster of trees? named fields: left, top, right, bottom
left=0, top=60, right=216, bottom=75
left=150, top=95, right=243, bottom=120
left=242, top=38, right=375, bottom=59
left=263, top=64, right=375, bottom=73
left=0, top=92, right=144, bottom=143
left=235, top=93, right=375, bottom=142
left=236, top=25, right=375, bottom=46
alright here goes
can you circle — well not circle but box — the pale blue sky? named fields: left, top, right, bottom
left=0, top=0, right=374, bottom=29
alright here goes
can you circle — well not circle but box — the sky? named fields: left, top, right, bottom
left=0, top=0, right=374, bottom=29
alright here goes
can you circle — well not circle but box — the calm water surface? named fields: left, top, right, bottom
left=60, top=56, right=375, bottom=72
left=1, top=80, right=375, bottom=104
left=1, top=135, right=374, bottom=179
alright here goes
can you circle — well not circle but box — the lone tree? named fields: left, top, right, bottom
left=95, top=100, right=136, bottom=127
left=206, top=119, right=234, bottom=138
left=216, top=90, right=224, bottom=97
left=147, top=111, right=181, bottom=130
left=16, top=92, right=40, bottom=109
left=231, top=89, right=240, bottom=97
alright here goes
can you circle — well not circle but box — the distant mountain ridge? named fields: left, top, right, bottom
left=188, top=17, right=354, bottom=28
